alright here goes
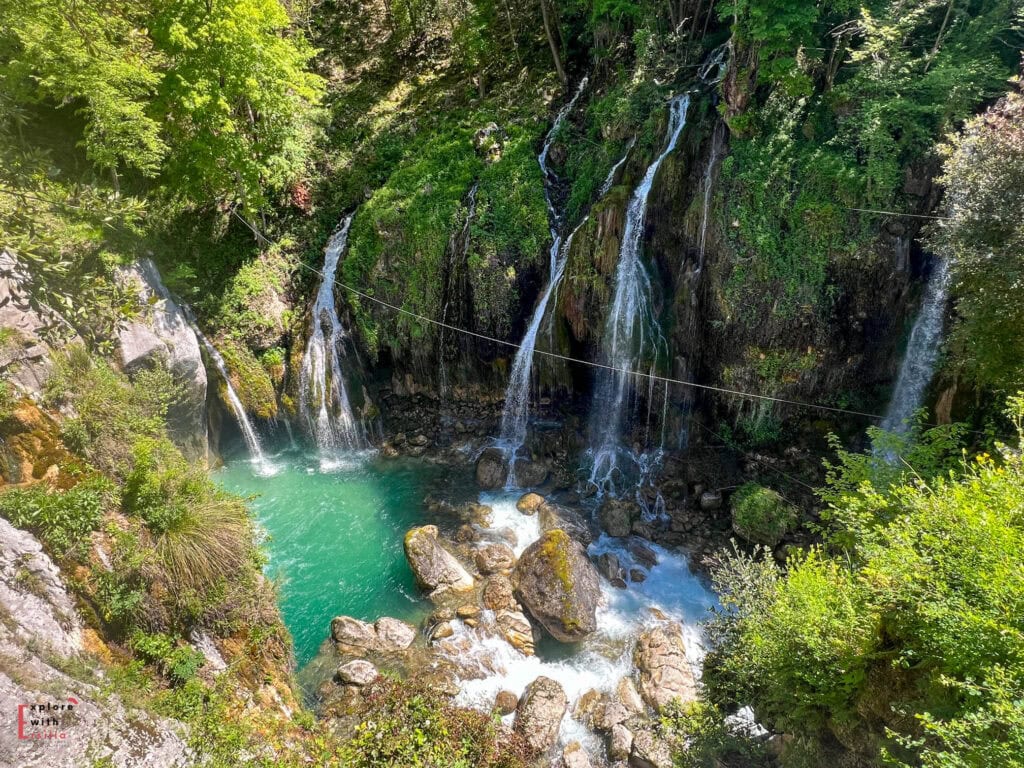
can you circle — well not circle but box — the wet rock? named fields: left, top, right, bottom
left=599, top=498, right=640, bottom=538
left=476, top=447, right=509, bottom=489
left=596, top=552, right=627, bottom=588
left=336, top=659, right=378, bottom=686
left=454, top=523, right=480, bottom=543
left=561, top=741, right=592, bottom=768
left=330, top=616, right=378, bottom=651
left=617, top=677, right=644, bottom=714
left=404, top=525, right=475, bottom=597
left=513, top=676, right=568, bottom=753
left=512, top=457, right=548, bottom=487
left=538, top=502, right=593, bottom=546
left=430, top=621, right=455, bottom=641
left=375, top=617, right=416, bottom=649
left=609, top=724, right=634, bottom=761
left=496, top=610, right=536, bottom=655
left=699, top=490, right=723, bottom=510
left=513, top=529, right=601, bottom=642
left=627, top=539, right=658, bottom=569
left=516, top=492, right=545, bottom=515
left=330, top=615, right=416, bottom=653
left=474, top=542, right=516, bottom=574
left=629, top=728, right=672, bottom=768
left=494, top=690, right=519, bottom=715
left=456, top=604, right=480, bottom=620
left=483, top=574, right=519, bottom=612
left=629, top=569, right=646, bottom=583
left=634, top=623, right=697, bottom=712
left=594, top=700, right=629, bottom=732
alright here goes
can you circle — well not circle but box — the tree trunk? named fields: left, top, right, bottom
left=540, top=0, right=567, bottom=85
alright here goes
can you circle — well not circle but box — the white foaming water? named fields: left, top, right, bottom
left=444, top=493, right=717, bottom=750
left=190, top=324, right=273, bottom=475
left=587, top=94, right=691, bottom=494
left=300, top=215, right=366, bottom=459
left=598, top=137, right=636, bottom=197
left=882, top=259, right=952, bottom=433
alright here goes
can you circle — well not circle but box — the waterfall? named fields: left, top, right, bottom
left=882, top=259, right=952, bottom=432
left=299, top=215, right=366, bottom=453
left=190, top=325, right=270, bottom=470
left=599, top=137, right=635, bottom=197
left=587, top=94, right=691, bottom=494
left=696, top=124, right=723, bottom=272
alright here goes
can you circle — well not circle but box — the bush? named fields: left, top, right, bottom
left=730, top=482, right=797, bottom=546
left=123, top=438, right=209, bottom=534
left=340, top=678, right=532, bottom=768
left=130, top=631, right=206, bottom=685
left=0, top=477, right=114, bottom=558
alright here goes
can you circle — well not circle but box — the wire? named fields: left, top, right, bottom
left=294, top=259, right=891, bottom=423
left=844, top=206, right=950, bottom=221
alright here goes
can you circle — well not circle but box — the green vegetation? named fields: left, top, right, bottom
left=730, top=482, right=797, bottom=546
left=704, top=396, right=1024, bottom=766
left=0, top=476, right=113, bottom=559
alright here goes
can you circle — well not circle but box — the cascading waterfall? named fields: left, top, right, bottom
left=189, top=323, right=270, bottom=471
left=586, top=94, right=691, bottom=495
left=695, top=123, right=723, bottom=272
left=299, top=215, right=366, bottom=454
left=881, top=258, right=952, bottom=432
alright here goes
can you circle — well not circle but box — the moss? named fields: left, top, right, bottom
left=218, top=340, right=278, bottom=420
left=731, top=482, right=798, bottom=546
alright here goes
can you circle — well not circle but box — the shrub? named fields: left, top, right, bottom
left=730, top=482, right=797, bottom=546
left=123, top=438, right=208, bottom=534
left=0, top=477, right=113, bottom=558
left=661, top=699, right=767, bottom=768
left=153, top=497, right=252, bottom=593
left=339, top=678, right=532, bottom=768
left=130, top=631, right=206, bottom=685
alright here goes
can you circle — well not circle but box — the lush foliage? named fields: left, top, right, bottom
left=0, top=476, right=113, bottom=558
left=705, top=398, right=1024, bottom=766
left=730, top=481, right=797, bottom=545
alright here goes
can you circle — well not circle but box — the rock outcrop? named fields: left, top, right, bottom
left=598, top=498, right=640, bottom=538
left=336, top=659, right=378, bottom=686
left=115, top=259, right=208, bottom=462
left=403, top=525, right=475, bottom=597
left=513, top=529, right=600, bottom=642
left=330, top=615, right=416, bottom=654
left=475, top=447, right=508, bottom=489
left=474, top=542, right=515, bottom=574
left=634, top=623, right=697, bottom=711
left=513, top=676, right=568, bottom=753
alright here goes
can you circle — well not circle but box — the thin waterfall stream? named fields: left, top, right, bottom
left=882, top=258, right=952, bottom=432
left=299, top=215, right=366, bottom=457
left=586, top=94, right=691, bottom=496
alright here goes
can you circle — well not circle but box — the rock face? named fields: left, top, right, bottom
left=513, top=676, right=568, bottom=753
left=0, top=249, right=81, bottom=399
left=561, top=740, right=592, bottom=768
left=513, top=529, right=600, bottom=642
left=0, top=519, right=189, bottom=768
left=634, top=623, right=697, bottom=711
left=403, top=525, right=475, bottom=597
left=629, top=727, right=673, bottom=768
left=475, top=447, right=509, bottom=489
left=598, top=498, right=640, bottom=537
left=115, top=259, right=208, bottom=462
left=330, top=615, right=416, bottom=653
left=512, top=457, right=548, bottom=487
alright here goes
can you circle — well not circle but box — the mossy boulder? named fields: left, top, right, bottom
left=403, top=525, right=475, bottom=598
left=512, top=529, right=600, bottom=642
left=730, top=482, right=798, bottom=546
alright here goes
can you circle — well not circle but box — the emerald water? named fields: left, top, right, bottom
left=218, top=449, right=468, bottom=665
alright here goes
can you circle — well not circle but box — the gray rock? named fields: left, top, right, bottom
left=512, top=457, right=548, bottom=487
left=596, top=552, right=627, bottom=588
left=115, top=259, right=208, bottom=462
left=629, top=728, right=672, bottom=768
left=516, top=492, right=545, bottom=515
left=538, top=502, right=594, bottom=546
left=483, top=574, right=518, bottom=612
left=699, top=490, right=723, bottom=510
left=598, top=498, right=640, bottom=538
left=616, top=677, right=644, bottom=714
left=374, top=617, right=416, bottom=650
left=330, top=616, right=379, bottom=651
left=404, top=525, right=475, bottom=597
left=474, top=542, right=516, bottom=574
left=627, top=538, right=658, bottom=569
left=609, top=724, right=634, bottom=762
left=475, top=447, right=509, bottom=489
left=494, top=690, right=519, bottom=715
left=513, top=676, right=568, bottom=753
left=634, top=623, right=697, bottom=712
left=336, top=659, right=378, bottom=686
left=513, top=530, right=601, bottom=642
left=561, top=740, right=592, bottom=768
left=330, top=615, right=416, bottom=653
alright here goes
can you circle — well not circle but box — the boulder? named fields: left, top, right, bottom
left=596, top=552, right=627, bottom=588
left=513, top=530, right=601, bottom=642
left=634, top=623, right=697, bottom=712
left=516, top=492, right=545, bottom=515
left=629, top=728, right=672, bottom=768
left=609, top=723, right=634, bottom=761
left=115, top=259, right=208, bottom=462
left=699, top=490, right=723, bottom=510
left=330, top=615, right=416, bottom=653
left=336, top=659, right=378, bottom=686
left=496, top=610, right=536, bottom=655
left=494, top=690, right=519, bottom=715
left=330, top=616, right=378, bottom=651
left=404, top=525, right=475, bottom=597
left=512, top=457, right=548, bottom=487
left=598, top=498, right=640, bottom=538
left=627, top=538, right=658, bottom=569
left=616, top=677, right=644, bottom=714
left=476, top=447, right=509, bottom=489
left=374, top=617, right=416, bottom=650
left=483, top=575, right=518, bottom=612
left=538, top=502, right=594, bottom=546
left=561, top=741, right=592, bottom=768
left=513, top=676, right=568, bottom=753
left=474, top=543, right=515, bottom=574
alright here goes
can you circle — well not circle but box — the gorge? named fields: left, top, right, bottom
left=1, top=1, right=1022, bottom=767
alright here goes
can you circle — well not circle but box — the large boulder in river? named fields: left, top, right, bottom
left=115, top=259, right=208, bottom=462
left=475, top=447, right=509, bottom=489
left=330, top=615, right=416, bottom=653
left=404, top=525, right=475, bottom=597
left=512, top=457, right=548, bottom=487
left=634, top=623, right=697, bottom=712
left=474, top=542, right=516, bottom=574
left=513, top=676, right=568, bottom=753
left=598, top=498, right=641, bottom=538
left=513, top=529, right=600, bottom=642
